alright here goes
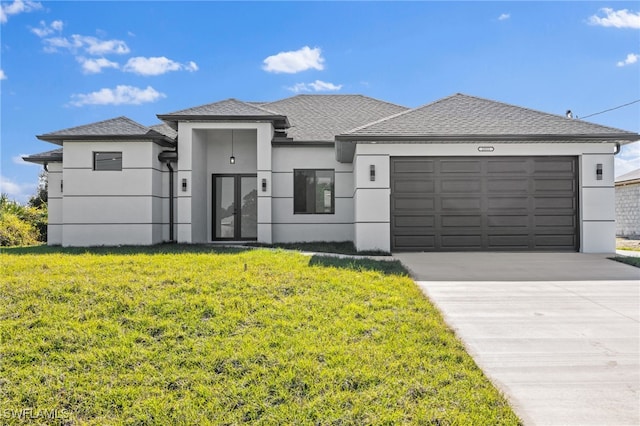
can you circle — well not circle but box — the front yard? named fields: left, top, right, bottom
left=0, top=246, right=520, bottom=425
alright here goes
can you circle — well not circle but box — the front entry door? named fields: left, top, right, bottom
left=212, top=175, right=257, bottom=240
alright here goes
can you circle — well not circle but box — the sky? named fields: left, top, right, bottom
left=1, top=0, right=639, bottom=203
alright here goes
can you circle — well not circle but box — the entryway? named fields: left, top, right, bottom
left=212, top=174, right=257, bottom=240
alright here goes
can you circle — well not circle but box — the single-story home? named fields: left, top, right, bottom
left=24, top=93, right=639, bottom=252
left=615, top=168, right=640, bottom=238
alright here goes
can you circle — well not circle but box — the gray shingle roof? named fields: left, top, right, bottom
left=615, top=168, right=640, bottom=184
left=160, top=98, right=280, bottom=117
left=264, top=94, right=408, bottom=141
left=22, top=148, right=63, bottom=164
left=339, top=93, right=639, bottom=140
left=37, top=116, right=175, bottom=146
left=149, top=123, right=177, bottom=140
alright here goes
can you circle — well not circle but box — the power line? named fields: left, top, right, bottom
left=580, top=99, right=640, bottom=119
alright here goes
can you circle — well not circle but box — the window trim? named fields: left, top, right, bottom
left=293, top=168, right=335, bottom=215
left=93, top=151, right=123, bottom=171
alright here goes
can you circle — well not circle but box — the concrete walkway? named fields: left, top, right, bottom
left=394, top=252, right=640, bottom=426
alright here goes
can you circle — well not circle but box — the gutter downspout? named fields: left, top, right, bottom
left=166, top=161, right=175, bottom=242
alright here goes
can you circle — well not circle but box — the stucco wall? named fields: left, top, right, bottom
left=60, top=140, right=165, bottom=246
left=616, top=182, right=640, bottom=237
left=353, top=142, right=617, bottom=253
left=46, top=162, right=63, bottom=245
left=271, top=145, right=354, bottom=243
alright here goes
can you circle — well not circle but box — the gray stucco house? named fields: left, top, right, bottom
left=24, top=93, right=639, bottom=252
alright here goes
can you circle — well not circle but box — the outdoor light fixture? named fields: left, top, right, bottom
left=182, top=178, right=187, bottom=192
left=261, top=178, right=267, bottom=192
left=229, top=130, right=236, bottom=165
left=370, top=164, right=376, bottom=181
left=478, top=146, right=495, bottom=152
left=60, top=180, right=63, bottom=193
left=596, top=163, right=603, bottom=180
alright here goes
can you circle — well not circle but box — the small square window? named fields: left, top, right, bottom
left=294, top=169, right=335, bottom=214
left=94, top=152, right=122, bottom=171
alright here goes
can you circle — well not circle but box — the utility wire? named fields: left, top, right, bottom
left=580, top=99, right=640, bottom=119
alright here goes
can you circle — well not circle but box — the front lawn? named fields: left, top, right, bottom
left=0, top=247, right=520, bottom=425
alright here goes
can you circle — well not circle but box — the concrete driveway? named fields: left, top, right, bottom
left=394, top=252, right=640, bottom=426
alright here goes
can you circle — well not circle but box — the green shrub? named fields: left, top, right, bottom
left=0, top=212, right=39, bottom=246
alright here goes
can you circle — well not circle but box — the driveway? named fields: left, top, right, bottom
left=394, top=252, right=640, bottom=426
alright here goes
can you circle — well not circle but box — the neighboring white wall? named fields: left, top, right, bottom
left=353, top=142, right=617, bottom=253
left=60, top=140, right=164, bottom=246
left=46, top=162, right=63, bottom=245
left=272, top=145, right=354, bottom=244
left=616, top=182, right=640, bottom=237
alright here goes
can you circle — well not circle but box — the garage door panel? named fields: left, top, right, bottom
left=440, top=160, right=482, bottom=173
left=391, top=156, right=577, bottom=251
left=393, top=179, right=435, bottom=193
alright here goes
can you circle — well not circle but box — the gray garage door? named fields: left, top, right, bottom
left=390, top=156, right=578, bottom=251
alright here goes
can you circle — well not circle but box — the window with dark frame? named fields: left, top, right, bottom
left=93, top=152, right=122, bottom=171
left=293, top=169, right=335, bottom=214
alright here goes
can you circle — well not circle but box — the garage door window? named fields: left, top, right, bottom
left=294, top=169, right=334, bottom=214
left=94, top=152, right=122, bottom=171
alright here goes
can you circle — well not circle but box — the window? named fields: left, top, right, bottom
left=294, top=169, right=335, bottom=214
left=94, top=152, right=122, bottom=171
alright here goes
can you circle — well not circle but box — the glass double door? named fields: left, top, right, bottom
left=213, top=175, right=257, bottom=240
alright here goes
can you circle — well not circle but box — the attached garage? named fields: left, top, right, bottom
left=390, top=156, right=578, bottom=251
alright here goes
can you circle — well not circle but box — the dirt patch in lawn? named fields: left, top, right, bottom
left=617, top=237, right=640, bottom=251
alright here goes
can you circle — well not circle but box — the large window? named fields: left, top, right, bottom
left=294, top=169, right=335, bottom=214
left=93, top=152, right=122, bottom=171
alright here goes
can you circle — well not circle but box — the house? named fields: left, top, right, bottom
left=615, top=168, right=640, bottom=238
left=24, top=93, right=639, bottom=252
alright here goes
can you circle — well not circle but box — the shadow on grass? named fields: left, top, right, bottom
left=0, top=243, right=252, bottom=256
left=610, top=256, right=640, bottom=268
left=309, top=255, right=409, bottom=276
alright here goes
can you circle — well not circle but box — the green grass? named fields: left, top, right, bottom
left=0, top=246, right=520, bottom=425
left=611, top=256, right=640, bottom=268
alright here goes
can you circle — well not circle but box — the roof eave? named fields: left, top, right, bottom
left=155, top=114, right=290, bottom=130
left=22, top=155, right=62, bottom=165
left=335, top=133, right=640, bottom=142
left=36, top=134, right=175, bottom=147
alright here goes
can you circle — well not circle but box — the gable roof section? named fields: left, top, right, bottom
left=149, top=122, right=178, bottom=140
left=264, top=94, right=408, bottom=142
left=337, top=93, right=640, bottom=142
left=157, top=98, right=290, bottom=130
left=37, top=116, right=175, bottom=146
left=615, top=168, right=640, bottom=185
left=22, top=148, right=63, bottom=165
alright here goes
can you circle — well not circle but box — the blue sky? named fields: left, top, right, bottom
left=1, top=1, right=639, bottom=203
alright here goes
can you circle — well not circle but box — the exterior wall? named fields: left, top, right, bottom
left=353, top=142, right=617, bottom=253
left=60, top=140, right=166, bottom=246
left=272, top=146, right=354, bottom=243
left=46, top=162, right=63, bottom=245
left=176, top=121, right=272, bottom=243
left=616, top=182, right=640, bottom=237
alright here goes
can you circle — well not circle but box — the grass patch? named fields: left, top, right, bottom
left=248, top=241, right=390, bottom=256
left=610, top=256, right=640, bottom=268
left=1, top=248, right=520, bottom=425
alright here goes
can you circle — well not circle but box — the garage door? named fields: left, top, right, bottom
left=390, top=157, right=578, bottom=251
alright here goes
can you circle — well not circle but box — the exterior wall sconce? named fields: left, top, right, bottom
left=181, top=178, right=187, bottom=192
left=261, top=178, right=267, bottom=192
left=596, top=163, right=603, bottom=180
left=60, top=180, right=63, bottom=193
left=370, top=164, right=376, bottom=181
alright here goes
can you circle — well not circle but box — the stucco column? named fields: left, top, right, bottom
left=256, top=123, right=274, bottom=244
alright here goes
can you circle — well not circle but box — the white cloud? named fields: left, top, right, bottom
left=43, top=34, right=130, bottom=55
left=287, top=80, right=342, bottom=93
left=0, top=0, right=42, bottom=24
left=0, top=69, right=6, bottom=80
left=263, top=46, right=324, bottom=74
left=588, top=8, right=640, bottom=29
left=30, top=20, right=63, bottom=37
left=617, top=53, right=639, bottom=67
left=498, top=13, right=510, bottom=21
left=123, top=56, right=199, bottom=76
left=12, top=155, right=39, bottom=166
left=615, top=141, right=640, bottom=177
left=77, top=57, right=119, bottom=74
left=69, top=85, right=166, bottom=106
left=0, top=175, right=37, bottom=203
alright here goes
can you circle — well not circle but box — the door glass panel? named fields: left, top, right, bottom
left=240, top=177, right=257, bottom=239
left=215, top=177, right=235, bottom=239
